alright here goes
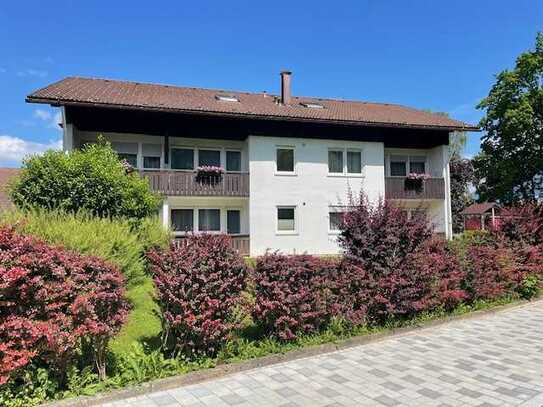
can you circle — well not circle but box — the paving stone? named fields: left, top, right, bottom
left=110, top=302, right=543, bottom=407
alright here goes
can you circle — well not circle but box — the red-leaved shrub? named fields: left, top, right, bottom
left=0, top=227, right=129, bottom=384
left=338, top=194, right=433, bottom=278
left=323, top=260, right=371, bottom=326
left=252, top=254, right=333, bottom=340
left=463, top=244, right=517, bottom=300
left=494, top=203, right=543, bottom=246
left=149, top=234, right=247, bottom=356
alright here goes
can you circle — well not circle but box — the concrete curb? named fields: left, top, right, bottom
left=44, top=298, right=542, bottom=406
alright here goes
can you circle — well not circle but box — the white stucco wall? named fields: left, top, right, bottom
left=248, top=135, right=385, bottom=256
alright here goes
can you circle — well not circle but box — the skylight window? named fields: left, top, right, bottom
left=215, top=94, right=239, bottom=102
left=301, top=102, right=324, bottom=109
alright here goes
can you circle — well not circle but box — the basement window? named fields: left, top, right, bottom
left=215, top=94, right=239, bottom=102
left=301, top=102, right=324, bottom=109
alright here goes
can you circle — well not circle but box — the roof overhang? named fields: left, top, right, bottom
left=26, top=96, right=481, bottom=133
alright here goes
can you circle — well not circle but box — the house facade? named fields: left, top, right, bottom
left=27, top=72, right=476, bottom=256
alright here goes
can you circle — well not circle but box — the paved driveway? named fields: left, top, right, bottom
left=104, top=301, right=543, bottom=407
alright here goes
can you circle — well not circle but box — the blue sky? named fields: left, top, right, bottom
left=0, top=1, right=541, bottom=167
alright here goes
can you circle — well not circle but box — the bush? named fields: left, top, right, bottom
left=323, top=260, right=370, bottom=327
left=0, top=227, right=130, bottom=384
left=338, top=194, right=433, bottom=277
left=463, top=244, right=517, bottom=300
left=252, top=254, right=333, bottom=340
left=494, top=203, right=543, bottom=246
left=9, top=140, right=162, bottom=219
left=149, top=234, right=247, bottom=356
left=0, top=209, right=169, bottom=286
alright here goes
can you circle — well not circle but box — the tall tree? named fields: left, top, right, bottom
left=474, top=32, right=543, bottom=203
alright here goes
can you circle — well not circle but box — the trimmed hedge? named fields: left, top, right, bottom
left=252, top=254, right=333, bottom=340
left=149, top=234, right=247, bottom=356
left=0, top=227, right=130, bottom=384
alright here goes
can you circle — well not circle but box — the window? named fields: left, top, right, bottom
left=171, top=209, right=193, bottom=232
left=227, top=210, right=241, bottom=234
left=328, top=150, right=344, bottom=173
left=276, top=148, right=294, bottom=173
left=118, top=153, right=137, bottom=167
left=215, top=94, right=239, bottom=102
left=112, top=142, right=138, bottom=167
left=198, top=209, right=221, bottom=231
left=142, top=144, right=161, bottom=169
left=301, top=102, right=324, bottom=109
left=226, top=151, right=241, bottom=172
left=329, top=211, right=345, bottom=231
left=171, top=148, right=194, bottom=170
left=347, top=150, right=362, bottom=174
left=389, top=154, right=428, bottom=176
left=409, top=156, right=426, bottom=174
left=277, top=207, right=296, bottom=232
left=198, top=150, right=221, bottom=167
left=410, top=209, right=428, bottom=221
left=390, top=155, right=407, bottom=176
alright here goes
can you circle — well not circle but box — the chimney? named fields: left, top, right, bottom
left=280, top=71, right=292, bottom=105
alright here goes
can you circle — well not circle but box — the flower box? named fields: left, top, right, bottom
left=195, top=166, right=225, bottom=183
left=404, top=173, right=430, bottom=192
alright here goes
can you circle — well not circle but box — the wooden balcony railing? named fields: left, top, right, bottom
left=385, top=177, right=445, bottom=200
left=173, top=234, right=250, bottom=256
left=141, top=171, right=249, bottom=197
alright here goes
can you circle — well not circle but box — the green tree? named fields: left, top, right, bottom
left=474, top=32, right=543, bottom=203
left=9, top=139, right=162, bottom=219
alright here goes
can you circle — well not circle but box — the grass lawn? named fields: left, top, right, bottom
left=110, top=276, right=162, bottom=355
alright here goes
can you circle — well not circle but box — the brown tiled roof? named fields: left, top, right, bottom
left=461, top=202, right=498, bottom=216
left=27, top=77, right=478, bottom=131
left=0, top=168, right=19, bottom=210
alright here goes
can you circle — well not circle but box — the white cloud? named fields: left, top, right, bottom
left=0, top=135, right=62, bottom=166
left=33, top=108, right=62, bottom=131
left=17, top=68, right=48, bottom=78
left=33, top=109, right=52, bottom=121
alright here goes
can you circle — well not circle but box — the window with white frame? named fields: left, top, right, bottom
left=329, top=206, right=351, bottom=232
left=409, top=156, right=426, bottom=174
left=226, top=151, right=241, bottom=172
left=276, top=147, right=295, bottom=173
left=171, top=148, right=194, bottom=170
left=198, top=149, right=221, bottom=167
left=227, top=210, right=241, bottom=234
left=112, top=142, right=138, bottom=167
left=277, top=206, right=296, bottom=232
left=389, top=154, right=427, bottom=176
left=171, top=209, right=194, bottom=232
left=198, top=209, right=221, bottom=232
left=347, top=150, right=362, bottom=174
left=328, top=148, right=362, bottom=175
left=328, top=150, right=344, bottom=173
left=142, top=144, right=161, bottom=169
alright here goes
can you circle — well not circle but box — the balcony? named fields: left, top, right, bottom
left=385, top=177, right=445, bottom=200
left=173, top=234, right=250, bottom=256
left=141, top=171, right=249, bottom=197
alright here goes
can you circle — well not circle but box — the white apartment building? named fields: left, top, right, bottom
left=27, top=72, right=477, bottom=256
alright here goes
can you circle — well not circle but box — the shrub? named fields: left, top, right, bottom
left=338, top=194, right=433, bottom=278
left=0, top=209, right=170, bottom=285
left=0, top=227, right=130, bottom=384
left=463, top=244, right=517, bottom=300
left=494, top=203, right=543, bottom=246
left=9, top=140, right=162, bottom=219
left=323, top=260, right=370, bottom=327
left=252, top=253, right=334, bottom=340
left=149, top=234, right=247, bottom=356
